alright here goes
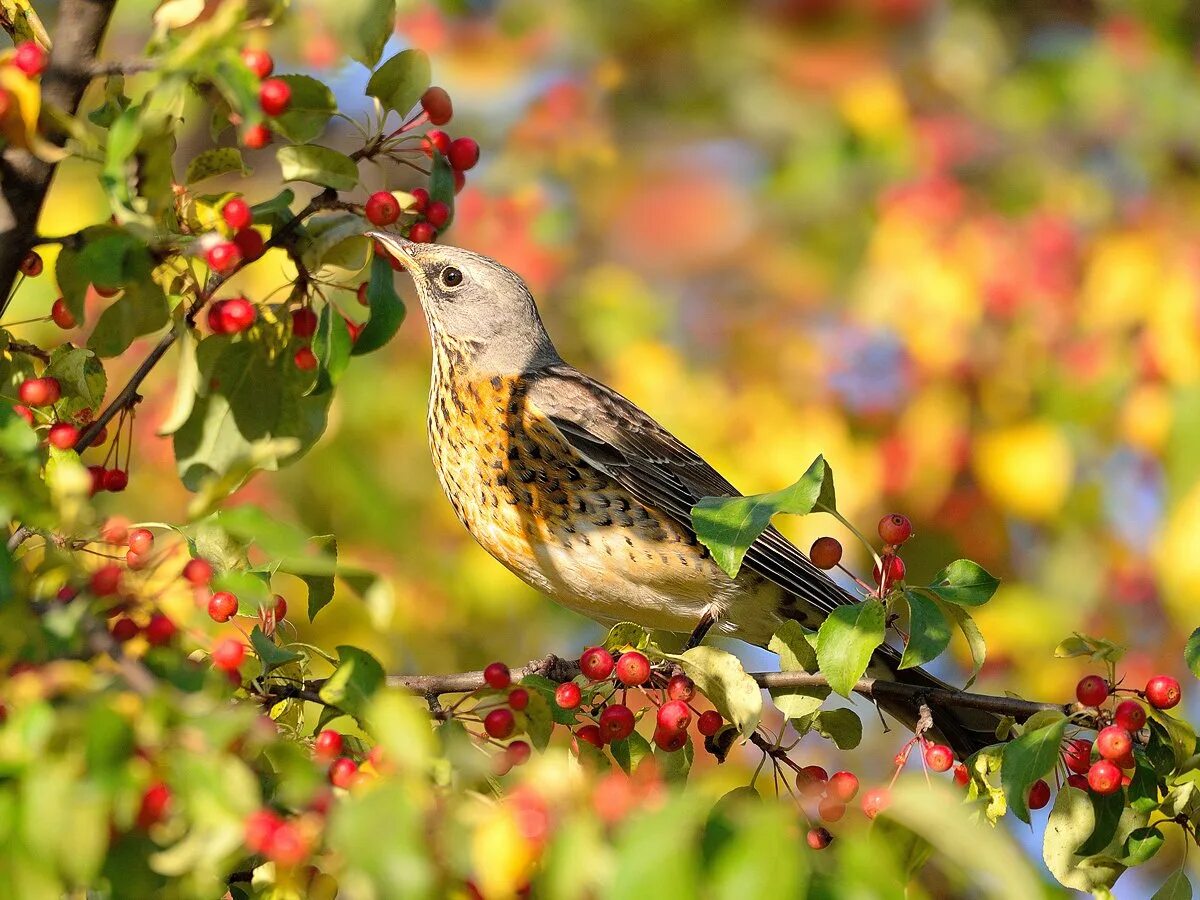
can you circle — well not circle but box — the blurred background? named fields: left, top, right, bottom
left=13, top=0, right=1200, bottom=891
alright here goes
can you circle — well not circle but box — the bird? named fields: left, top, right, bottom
left=370, top=232, right=997, bottom=757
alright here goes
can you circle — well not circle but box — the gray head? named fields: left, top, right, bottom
left=370, top=232, right=559, bottom=375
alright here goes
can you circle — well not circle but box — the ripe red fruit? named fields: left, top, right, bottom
left=89, top=425, right=108, bottom=447
left=19, top=251, right=42, bottom=276
left=421, top=86, right=453, bottom=125
left=244, top=809, right=282, bottom=852
left=102, top=468, right=128, bottom=492
left=356, top=282, right=369, bottom=305
left=483, top=661, right=511, bottom=690
left=88, top=465, right=106, bottom=494
left=1066, top=773, right=1089, bottom=791
left=127, top=527, right=153, bottom=554
left=272, top=594, right=287, bottom=621
left=1145, top=675, right=1181, bottom=710
left=575, top=724, right=603, bottom=749
left=101, top=517, right=130, bottom=544
left=615, top=651, right=651, bottom=686
left=313, top=729, right=344, bottom=760
left=208, top=591, right=238, bottom=622
left=1028, top=779, right=1051, bottom=810
left=448, top=137, right=480, bottom=171
left=293, top=346, right=317, bottom=370
left=92, top=284, right=120, bottom=299
left=259, top=78, right=292, bottom=116
left=291, top=307, right=317, bottom=338
left=242, top=124, right=270, bottom=149
left=47, top=422, right=79, bottom=450
left=508, top=688, right=529, bottom=711
left=13, top=41, right=46, bottom=78
left=136, top=782, right=172, bottom=829
left=924, top=743, right=954, bottom=772
left=410, top=188, right=430, bottom=213
left=365, top=191, right=401, bottom=226
left=809, top=536, right=842, bottom=570
left=507, top=740, right=531, bottom=766
left=1087, top=760, right=1122, bottom=795
left=206, top=241, right=241, bottom=275
left=265, top=821, right=309, bottom=866
left=51, top=297, right=76, bottom=329
left=698, top=710, right=723, bottom=736
left=484, top=708, right=515, bottom=740
left=1114, top=699, right=1147, bottom=732
left=329, top=756, right=358, bottom=788
left=1063, top=738, right=1093, bottom=774
left=425, top=200, right=450, bottom=228
left=183, top=558, right=213, bottom=586
left=90, top=564, right=121, bottom=596
left=555, top=682, right=582, bottom=709
left=817, top=797, right=846, bottom=822
left=599, top=703, right=636, bottom=742
left=211, top=638, right=246, bottom=671
left=656, top=699, right=691, bottom=734
left=241, top=48, right=274, bottom=79
left=222, top=198, right=253, bottom=230
left=1096, top=726, right=1133, bottom=762
left=872, top=554, right=906, bottom=585
left=126, top=549, right=148, bottom=571
left=423, top=129, right=451, bottom=157
left=144, top=613, right=177, bottom=646
left=953, top=762, right=970, bottom=786
left=233, top=227, right=265, bottom=262
left=211, top=297, right=255, bottom=334
left=666, top=674, right=695, bottom=702
left=580, top=646, right=615, bottom=681
left=13, top=405, right=33, bottom=425
left=18, top=376, right=60, bottom=407
left=1075, top=675, right=1109, bottom=707
left=652, top=726, right=687, bottom=752
left=828, top=770, right=859, bottom=802
left=806, top=827, right=832, bottom=850
left=878, top=513, right=913, bottom=545
left=409, top=221, right=437, bottom=243
left=861, top=787, right=891, bottom=819
left=110, top=617, right=138, bottom=642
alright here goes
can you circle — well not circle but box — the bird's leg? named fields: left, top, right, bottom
left=684, top=607, right=719, bottom=650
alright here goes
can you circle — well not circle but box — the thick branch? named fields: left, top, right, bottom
left=0, top=0, right=118, bottom=314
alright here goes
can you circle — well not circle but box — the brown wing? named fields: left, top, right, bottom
left=523, top=364, right=856, bottom=619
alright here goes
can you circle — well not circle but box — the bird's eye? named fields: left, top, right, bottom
left=440, top=266, right=463, bottom=288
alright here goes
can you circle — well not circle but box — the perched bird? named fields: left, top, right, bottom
left=371, top=233, right=996, bottom=757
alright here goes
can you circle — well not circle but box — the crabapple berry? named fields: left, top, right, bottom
left=1145, top=675, right=1181, bottom=710
left=1087, top=760, right=1122, bottom=795
left=103, top=468, right=128, bottom=492
left=1066, top=773, right=1089, bottom=791
left=241, top=48, right=273, bottom=79
left=1114, top=699, right=1147, bottom=732
left=13, top=42, right=46, bottom=78
left=206, top=241, right=241, bottom=275
left=827, top=771, right=859, bottom=802
left=329, top=756, right=357, bottom=788
left=1028, top=779, right=1051, bottom=810
left=183, top=558, right=213, bottom=586
left=421, top=86, right=453, bottom=125
left=212, top=638, right=245, bottom=671
left=653, top=726, right=687, bottom=752
left=101, top=517, right=129, bottom=544
left=244, top=810, right=282, bottom=852
left=924, top=743, right=954, bottom=772
left=293, top=346, right=317, bottom=370
left=507, top=740, right=531, bottom=766
left=818, top=797, right=846, bottom=822
left=555, top=682, right=581, bottom=709
left=599, top=703, right=636, bottom=742
left=144, top=613, right=177, bottom=646
left=242, top=124, right=270, bottom=149
left=13, top=405, right=33, bottom=425
left=233, top=227, right=264, bottom=262
left=136, top=782, right=172, bottom=829
left=1096, top=726, right=1133, bottom=761
left=484, top=708, right=515, bottom=740
left=409, top=222, right=437, bottom=243
left=953, top=762, right=970, bottom=786
left=222, top=198, right=253, bottom=230
left=88, top=465, right=106, bottom=495
left=313, top=729, right=344, bottom=760
left=872, top=554, right=905, bottom=584
left=508, top=688, right=529, bottom=711
left=698, top=710, right=723, bottom=736
left=128, top=528, right=153, bottom=555
left=111, top=617, right=138, bottom=642
left=291, top=307, right=318, bottom=338
left=219, top=297, right=256, bottom=333
left=615, top=651, right=651, bottom=686
left=47, top=422, right=79, bottom=449
left=426, top=201, right=450, bottom=229
left=207, top=591, right=237, bottom=621
left=656, top=699, right=691, bottom=735
left=1076, top=674, right=1109, bottom=707
left=89, top=425, right=108, bottom=447
left=806, top=827, right=832, bottom=850
left=423, top=129, right=451, bottom=157
left=18, top=377, right=60, bottom=406
left=365, top=191, right=401, bottom=226
left=1063, top=738, right=1093, bottom=774
left=575, top=724, right=603, bottom=749
left=51, top=298, right=76, bottom=329
left=878, top=513, right=913, bottom=545
left=809, top=536, right=842, bottom=569
left=19, top=251, right=42, bottom=277
left=410, top=188, right=430, bottom=213
left=259, top=78, right=292, bottom=116
left=265, top=821, right=309, bottom=866
left=666, top=674, right=695, bottom=702
left=861, top=787, right=891, bottom=819
left=483, top=661, right=511, bottom=690
left=448, top=137, right=480, bottom=171
left=579, top=646, right=614, bottom=680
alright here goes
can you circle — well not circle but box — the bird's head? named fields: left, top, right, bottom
left=369, top=232, right=558, bottom=374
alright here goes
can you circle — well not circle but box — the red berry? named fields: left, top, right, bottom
left=872, top=554, right=905, bottom=585
left=18, top=377, right=60, bottom=407
left=1076, top=675, right=1109, bottom=707
left=1063, top=738, right=1093, bottom=774
left=87, top=464, right=107, bottom=495
left=233, top=227, right=265, bottom=262
left=265, top=821, right=309, bottom=866
left=508, top=688, right=529, bottom=711
left=19, top=251, right=42, bottom=277
left=241, top=48, right=274, bottom=79
left=924, top=743, right=954, bottom=773
left=13, top=405, right=33, bottom=425
left=828, top=770, right=859, bottom=802
left=666, top=674, right=695, bottom=702
left=423, top=129, right=451, bottom=157
left=579, top=646, right=614, bottom=681
left=599, top=703, right=636, bottom=742
left=13, top=42, right=46, bottom=78
left=93, top=284, right=120, bottom=299
left=126, top=528, right=151, bottom=554
left=408, top=222, right=437, bottom=243
left=222, top=198, right=253, bottom=230
left=652, top=726, right=687, bottom=752
left=51, top=297, right=76, bottom=329
left=861, top=787, right=891, bottom=819
left=483, top=661, right=511, bottom=690
left=89, top=425, right=108, bottom=447
left=101, top=518, right=129, bottom=544
left=144, top=613, right=177, bottom=646
left=953, top=762, right=970, bottom=786
left=615, top=651, right=651, bottom=687
left=110, top=617, right=138, bottom=642
left=1066, top=773, right=1089, bottom=791
left=806, top=827, right=832, bottom=850
left=56, top=586, right=77, bottom=603
left=1114, top=699, right=1147, bottom=732
left=206, top=241, right=241, bottom=275
left=1145, top=675, right=1181, bottom=710
left=697, top=709, right=723, bottom=736
left=313, top=729, right=343, bottom=760
left=211, top=638, right=245, bottom=671
left=818, top=797, right=846, bottom=822
left=272, top=594, right=287, bottom=621
left=356, top=283, right=369, bottom=305
left=1096, top=726, right=1133, bottom=762
left=454, top=168, right=466, bottom=193
left=425, top=201, right=450, bottom=229
left=243, top=124, right=271, bottom=149
left=126, top=549, right=148, bottom=571
left=259, top=78, right=292, bottom=116
left=102, top=468, right=128, bottom=492
left=1028, top=779, right=1051, bottom=810
left=293, top=346, right=317, bottom=370
left=878, top=513, right=913, bottom=545
left=507, top=740, right=531, bottom=766
left=208, top=591, right=238, bottom=623
left=183, top=558, right=213, bottom=586
left=420, top=86, right=453, bottom=125
left=575, top=724, right=603, bottom=749
left=219, top=297, right=256, bottom=333
left=555, top=682, right=582, bottom=709
left=244, top=810, right=282, bottom=852
left=329, top=756, right=357, bottom=788
left=47, top=422, right=79, bottom=450
left=291, top=307, right=318, bottom=338
left=365, top=191, right=401, bottom=226
left=136, top=782, right=172, bottom=829
left=809, top=536, right=842, bottom=569
left=1087, top=760, right=1122, bottom=795
left=448, top=137, right=480, bottom=171
left=410, top=188, right=430, bottom=213
left=484, top=708, right=515, bottom=740
left=656, top=699, right=691, bottom=734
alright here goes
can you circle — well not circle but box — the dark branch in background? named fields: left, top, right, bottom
left=0, top=0, right=118, bottom=315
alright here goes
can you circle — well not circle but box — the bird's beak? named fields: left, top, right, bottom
left=367, top=231, right=417, bottom=272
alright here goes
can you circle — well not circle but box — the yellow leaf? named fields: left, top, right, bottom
left=973, top=420, right=1073, bottom=521
left=0, top=52, right=66, bottom=162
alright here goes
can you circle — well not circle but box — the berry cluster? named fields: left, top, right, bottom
left=808, top=513, right=912, bottom=594
left=233, top=49, right=290, bottom=150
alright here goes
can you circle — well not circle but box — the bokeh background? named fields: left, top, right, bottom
left=11, top=0, right=1200, bottom=892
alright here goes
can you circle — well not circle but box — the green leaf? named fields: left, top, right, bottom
left=277, top=144, right=358, bottom=191
left=43, top=345, right=106, bottom=418
left=300, top=212, right=369, bottom=272
left=767, top=622, right=828, bottom=720
left=655, top=736, right=693, bottom=782
left=269, top=75, right=336, bottom=143
left=677, top=646, right=762, bottom=735
left=1054, top=631, right=1126, bottom=664
left=692, top=454, right=836, bottom=578
left=319, top=645, right=385, bottom=722
left=1186, top=627, right=1200, bottom=679
left=1043, top=787, right=1127, bottom=892
left=213, top=569, right=272, bottom=613
left=157, top=326, right=200, bottom=436
left=428, top=150, right=456, bottom=226
left=1126, top=760, right=1160, bottom=813
left=250, top=189, right=296, bottom=231
left=1122, top=826, right=1164, bottom=866
left=520, top=686, right=554, bottom=752
left=709, top=803, right=805, bottom=900
left=602, top=622, right=652, bottom=652
left=610, top=731, right=653, bottom=775
left=900, top=589, right=952, bottom=669
left=815, top=598, right=885, bottom=698
left=88, top=279, right=169, bottom=358
left=310, top=304, right=352, bottom=395
left=332, top=0, right=395, bottom=68
left=365, top=48, right=431, bottom=116
left=352, top=255, right=407, bottom=355
left=302, top=535, right=336, bottom=621
left=184, top=147, right=247, bottom=183
left=250, top=626, right=301, bottom=677
left=1152, top=870, right=1193, bottom=900
left=812, top=708, right=861, bottom=749
left=1076, top=788, right=1124, bottom=855
left=937, top=599, right=986, bottom=688
left=924, top=559, right=1000, bottom=606
left=521, top=674, right=579, bottom=726
left=1148, top=710, right=1197, bottom=770
left=1002, top=710, right=1067, bottom=823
